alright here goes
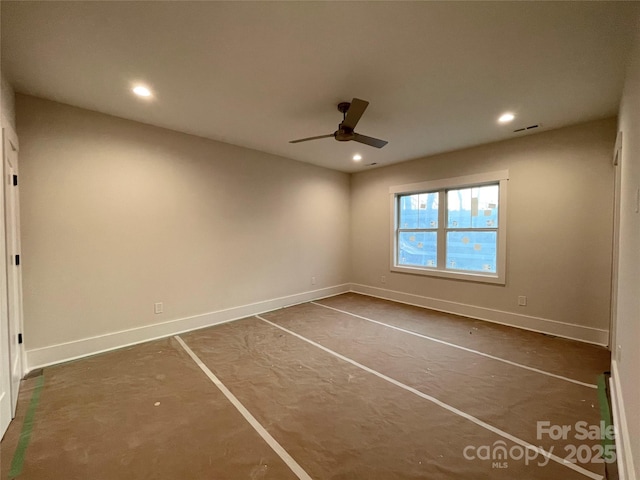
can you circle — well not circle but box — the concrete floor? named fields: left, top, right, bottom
left=1, top=293, right=611, bottom=479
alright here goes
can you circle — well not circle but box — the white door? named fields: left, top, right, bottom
left=4, top=128, right=22, bottom=416
left=0, top=126, right=16, bottom=438
left=3, top=126, right=23, bottom=416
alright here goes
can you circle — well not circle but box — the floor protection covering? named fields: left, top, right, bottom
left=1, top=338, right=298, bottom=480
left=1, top=293, right=611, bottom=479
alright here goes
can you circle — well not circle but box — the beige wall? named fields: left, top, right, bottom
left=16, top=94, right=350, bottom=351
left=350, top=118, right=616, bottom=333
left=615, top=17, right=640, bottom=479
left=17, top=96, right=618, bottom=349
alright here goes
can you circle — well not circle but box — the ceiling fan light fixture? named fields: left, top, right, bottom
left=498, top=112, right=515, bottom=124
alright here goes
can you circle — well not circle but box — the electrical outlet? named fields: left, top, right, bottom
left=518, top=296, right=527, bottom=306
left=381, top=275, right=386, bottom=284
left=154, top=302, right=163, bottom=314
left=311, top=276, right=316, bottom=285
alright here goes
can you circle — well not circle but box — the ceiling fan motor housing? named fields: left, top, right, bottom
left=335, top=125, right=355, bottom=141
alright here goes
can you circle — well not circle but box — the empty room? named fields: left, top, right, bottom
left=1, top=2, right=639, bottom=479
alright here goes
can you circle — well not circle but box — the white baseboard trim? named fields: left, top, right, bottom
left=26, top=283, right=350, bottom=371
left=610, top=360, right=636, bottom=480
left=349, top=283, right=609, bottom=346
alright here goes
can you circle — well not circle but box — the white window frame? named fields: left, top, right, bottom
left=389, top=170, right=508, bottom=284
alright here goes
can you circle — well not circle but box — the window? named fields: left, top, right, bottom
left=390, top=171, right=508, bottom=284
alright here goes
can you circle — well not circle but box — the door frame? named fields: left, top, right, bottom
left=609, top=131, right=622, bottom=352
left=0, top=125, right=10, bottom=438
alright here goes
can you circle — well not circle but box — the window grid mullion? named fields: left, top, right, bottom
left=437, top=190, right=446, bottom=268
left=445, top=228, right=498, bottom=233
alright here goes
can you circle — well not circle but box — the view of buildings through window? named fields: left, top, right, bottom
left=397, top=184, right=499, bottom=273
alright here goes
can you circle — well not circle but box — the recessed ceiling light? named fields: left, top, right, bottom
left=353, top=154, right=362, bottom=161
left=498, top=112, right=515, bottom=123
left=132, top=85, right=152, bottom=97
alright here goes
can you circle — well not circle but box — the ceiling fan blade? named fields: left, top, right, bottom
left=289, top=134, right=334, bottom=144
left=342, top=98, right=369, bottom=130
left=353, top=133, right=388, bottom=148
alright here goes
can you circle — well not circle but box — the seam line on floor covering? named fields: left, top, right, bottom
left=256, top=315, right=602, bottom=480
left=311, top=301, right=597, bottom=389
left=9, top=374, right=45, bottom=479
left=174, top=336, right=313, bottom=480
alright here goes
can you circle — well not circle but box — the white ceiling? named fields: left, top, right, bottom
left=2, top=2, right=639, bottom=173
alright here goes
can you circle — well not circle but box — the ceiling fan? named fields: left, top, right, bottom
left=289, top=98, right=388, bottom=148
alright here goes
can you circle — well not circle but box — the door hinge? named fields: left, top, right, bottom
left=12, top=175, right=18, bottom=186
left=18, top=333, right=23, bottom=344
left=15, top=254, right=20, bottom=266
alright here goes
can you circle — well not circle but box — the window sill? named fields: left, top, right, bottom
left=390, top=264, right=506, bottom=285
